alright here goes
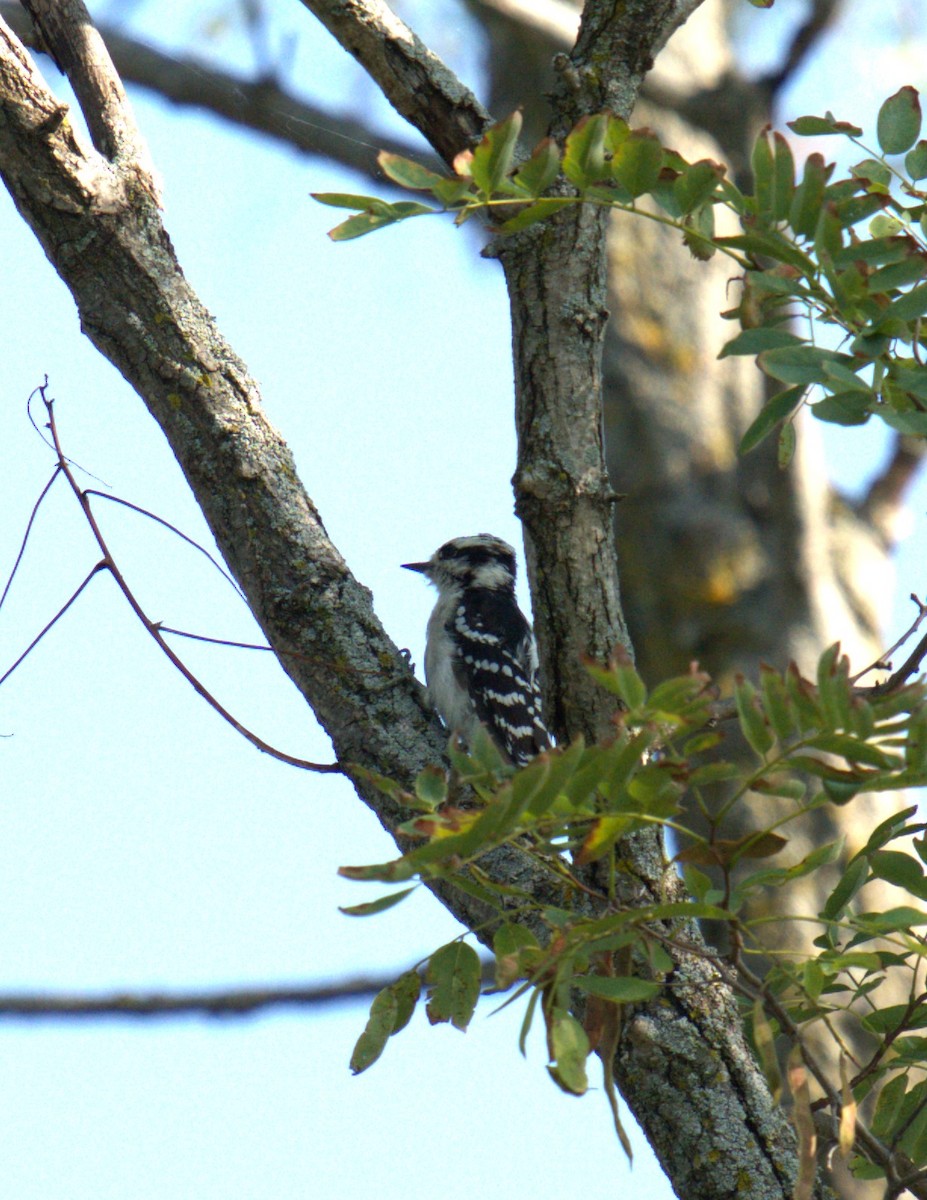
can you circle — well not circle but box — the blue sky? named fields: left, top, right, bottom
left=1, top=2, right=927, bottom=1197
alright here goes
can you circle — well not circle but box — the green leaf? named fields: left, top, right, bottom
left=610, top=131, right=663, bottom=198
left=326, top=208, right=418, bottom=241
left=759, top=665, right=794, bottom=740
left=739, top=385, right=805, bottom=455
left=881, top=411, right=927, bottom=435
left=511, top=137, right=561, bottom=196
left=737, top=677, right=773, bottom=757
left=850, top=158, right=892, bottom=190
left=586, top=660, right=647, bottom=708
left=563, top=113, right=608, bottom=188
left=814, top=204, right=843, bottom=260
left=719, top=328, right=803, bottom=358
left=758, top=345, right=855, bottom=386
left=673, top=159, right=725, bottom=215
left=809, top=733, right=900, bottom=770
left=414, top=765, right=447, bottom=810
left=426, top=941, right=482, bottom=1030
left=787, top=115, right=863, bottom=138
left=350, top=972, right=421, bottom=1073
left=471, top=110, right=523, bottom=196
left=822, top=856, right=869, bottom=921
left=862, top=1003, right=927, bottom=1036
left=877, top=86, right=922, bottom=155
left=869, top=850, right=927, bottom=900
left=311, top=192, right=385, bottom=210
left=833, top=235, right=914, bottom=269
left=857, top=906, right=927, bottom=934
left=377, top=153, right=446, bottom=190
left=575, top=813, right=635, bottom=864
left=574, top=976, right=662, bottom=1003
left=753, top=131, right=794, bottom=223
left=821, top=361, right=872, bottom=395
left=905, top=140, right=927, bottom=180
left=499, top=197, right=573, bottom=233
left=869, top=253, right=927, bottom=292
left=524, top=738, right=588, bottom=817
left=863, top=805, right=920, bottom=854
left=339, top=887, right=416, bottom=917
left=811, top=392, right=872, bottom=426
left=789, top=153, right=829, bottom=238
left=778, top=420, right=796, bottom=468
left=518, top=987, right=540, bottom=1057
left=882, top=281, right=927, bottom=322
left=339, top=857, right=417, bottom=883
left=493, top=922, right=540, bottom=988
left=546, top=1013, right=590, bottom=1095
left=431, top=176, right=473, bottom=206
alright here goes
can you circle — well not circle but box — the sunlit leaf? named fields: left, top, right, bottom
left=787, top=114, right=863, bottom=138
left=739, top=385, right=805, bottom=455
left=339, top=886, right=416, bottom=917
left=905, top=139, right=927, bottom=180
left=673, top=159, right=725, bottom=215
left=493, top=923, right=540, bottom=989
left=822, top=856, right=869, bottom=921
left=789, top=153, right=829, bottom=238
left=377, top=153, right=447, bottom=190
left=610, top=130, right=663, bottom=197
left=719, top=328, right=803, bottom=358
left=471, top=111, right=523, bottom=196
left=499, top=197, right=573, bottom=233
left=426, top=941, right=482, bottom=1030
left=574, top=975, right=661, bottom=1002
left=877, top=86, right=922, bottom=155
left=546, top=1013, right=590, bottom=1095
left=735, top=676, right=774, bottom=756
left=563, top=113, right=608, bottom=188
left=350, top=971, right=421, bottom=1074
left=512, top=137, right=561, bottom=196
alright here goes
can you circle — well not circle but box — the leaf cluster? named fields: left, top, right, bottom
left=315, top=88, right=927, bottom=462
left=340, top=647, right=927, bottom=1176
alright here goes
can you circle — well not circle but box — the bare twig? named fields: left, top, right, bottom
left=851, top=594, right=927, bottom=686
left=870, top=630, right=927, bottom=697
left=28, top=384, right=341, bottom=775
left=0, top=466, right=60, bottom=612
left=0, top=564, right=104, bottom=689
left=84, top=490, right=246, bottom=600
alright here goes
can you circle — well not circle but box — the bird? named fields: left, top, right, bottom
left=403, top=534, right=549, bottom=766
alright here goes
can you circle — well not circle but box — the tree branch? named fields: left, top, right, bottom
left=17, top=0, right=159, bottom=199
left=0, top=1, right=428, bottom=180
left=297, top=0, right=492, bottom=164
left=859, top=433, right=927, bottom=548
left=761, top=0, right=844, bottom=99
left=0, top=965, right=497, bottom=1019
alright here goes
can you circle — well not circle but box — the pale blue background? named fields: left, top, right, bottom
left=1, top=3, right=926, bottom=1197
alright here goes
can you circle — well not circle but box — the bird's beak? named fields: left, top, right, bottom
left=401, top=561, right=430, bottom=574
